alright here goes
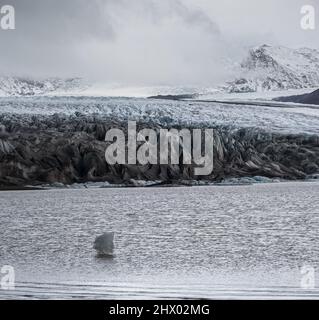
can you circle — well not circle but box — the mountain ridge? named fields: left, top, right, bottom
left=1, top=45, right=319, bottom=97
left=0, top=76, right=87, bottom=97
left=225, top=44, right=319, bottom=93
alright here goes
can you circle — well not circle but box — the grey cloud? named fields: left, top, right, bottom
left=0, top=0, right=318, bottom=85
left=171, top=0, right=220, bottom=35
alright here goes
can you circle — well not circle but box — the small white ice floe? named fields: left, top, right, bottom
left=93, top=232, right=115, bottom=257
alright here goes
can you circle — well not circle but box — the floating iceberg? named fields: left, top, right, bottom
left=93, top=232, right=115, bottom=257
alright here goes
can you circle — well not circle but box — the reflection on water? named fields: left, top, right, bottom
left=0, top=182, right=319, bottom=299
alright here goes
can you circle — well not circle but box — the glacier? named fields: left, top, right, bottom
left=0, top=96, right=318, bottom=187
left=0, top=96, right=318, bottom=135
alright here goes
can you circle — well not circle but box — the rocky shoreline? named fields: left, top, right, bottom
left=0, top=112, right=318, bottom=188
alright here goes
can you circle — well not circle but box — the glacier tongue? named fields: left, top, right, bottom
left=0, top=96, right=318, bottom=135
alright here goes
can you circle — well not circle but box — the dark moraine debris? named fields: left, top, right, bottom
left=274, top=88, right=319, bottom=105
left=148, top=93, right=199, bottom=100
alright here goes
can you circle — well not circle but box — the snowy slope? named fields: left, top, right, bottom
left=0, top=77, right=87, bottom=97
left=226, top=45, right=319, bottom=93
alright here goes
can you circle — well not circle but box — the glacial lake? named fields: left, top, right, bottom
left=0, top=182, right=319, bottom=299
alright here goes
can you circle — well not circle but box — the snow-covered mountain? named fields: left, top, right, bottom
left=1, top=45, right=319, bottom=97
left=225, top=45, right=319, bottom=93
left=0, top=77, right=87, bottom=97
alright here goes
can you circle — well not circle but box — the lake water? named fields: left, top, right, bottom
left=0, top=182, right=319, bottom=299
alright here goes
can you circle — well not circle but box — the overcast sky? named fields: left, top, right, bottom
left=0, top=0, right=318, bottom=85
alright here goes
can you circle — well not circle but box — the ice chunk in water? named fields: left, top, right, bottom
left=93, top=232, right=114, bottom=256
